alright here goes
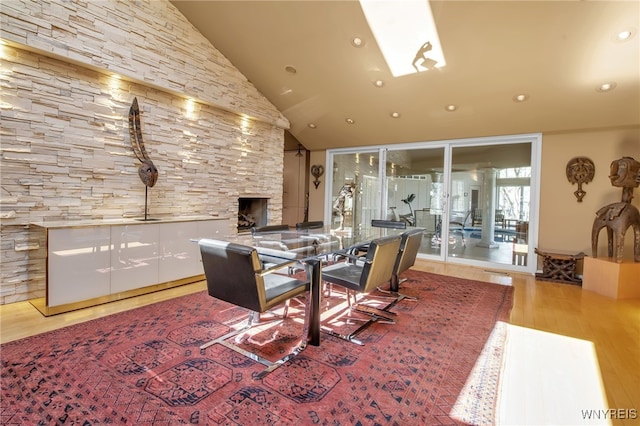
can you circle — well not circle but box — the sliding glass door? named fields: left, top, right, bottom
left=385, top=146, right=447, bottom=257
left=326, top=134, right=541, bottom=272
left=448, top=142, right=534, bottom=267
left=327, top=150, right=381, bottom=233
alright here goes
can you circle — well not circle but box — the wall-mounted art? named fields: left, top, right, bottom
left=311, top=164, right=324, bottom=189
left=129, top=97, right=158, bottom=220
left=591, top=156, right=640, bottom=263
left=566, top=156, right=595, bottom=202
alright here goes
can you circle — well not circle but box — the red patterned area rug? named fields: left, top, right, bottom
left=1, top=270, right=513, bottom=425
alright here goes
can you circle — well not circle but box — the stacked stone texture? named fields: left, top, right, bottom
left=0, top=0, right=289, bottom=304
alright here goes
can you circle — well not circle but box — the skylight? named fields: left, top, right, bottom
left=359, top=0, right=446, bottom=77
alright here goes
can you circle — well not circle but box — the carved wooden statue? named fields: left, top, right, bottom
left=129, top=97, right=158, bottom=188
left=591, top=156, right=640, bottom=263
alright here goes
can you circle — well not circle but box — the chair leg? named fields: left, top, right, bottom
left=322, top=306, right=395, bottom=346
left=351, top=303, right=396, bottom=320
left=322, top=326, right=364, bottom=345
left=255, top=294, right=312, bottom=379
left=321, top=289, right=397, bottom=346
left=200, top=311, right=259, bottom=350
left=376, top=275, right=417, bottom=308
left=323, top=282, right=332, bottom=298
left=200, top=298, right=312, bottom=379
left=345, top=289, right=396, bottom=323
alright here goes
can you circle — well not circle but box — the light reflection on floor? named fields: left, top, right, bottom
left=496, top=324, right=610, bottom=426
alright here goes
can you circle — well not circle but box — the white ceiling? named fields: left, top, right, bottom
left=170, top=1, right=640, bottom=152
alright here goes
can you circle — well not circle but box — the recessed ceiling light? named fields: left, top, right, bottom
left=285, top=65, right=297, bottom=74
left=597, top=82, right=617, bottom=92
left=617, top=30, right=632, bottom=41
left=390, top=112, right=400, bottom=118
left=445, top=104, right=457, bottom=112
left=308, top=123, right=317, bottom=129
left=513, top=94, right=529, bottom=102
left=374, top=79, right=384, bottom=87
left=615, top=28, right=635, bottom=42
left=345, top=118, right=355, bottom=124
left=351, top=37, right=365, bottom=48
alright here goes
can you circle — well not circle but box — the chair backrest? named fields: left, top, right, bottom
left=371, top=219, right=407, bottom=229
left=198, top=239, right=266, bottom=312
left=295, top=221, right=324, bottom=230
left=251, top=224, right=290, bottom=235
left=515, top=221, right=529, bottom=243
left=359, top=235, right=402, bottom=293
left=394, top=228, right=424, bottom=276
left=449, top=221, right=464, bottom=231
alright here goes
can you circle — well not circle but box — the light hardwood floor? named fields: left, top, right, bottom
left=1, top=260, right=638, bottom=425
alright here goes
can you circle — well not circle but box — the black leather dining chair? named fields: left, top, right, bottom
left=251, top=224, right=290, bottom=234
left=350, top=219, right=407, bottom=256
left=198, top=238, right=310, bottom=378
left=371, top=219, right=407, bottom=229
left=320, top=234, right=402, bottom=345
left=378, top=228, right=425, bottom=306
left=295, top=221, right=324, bottom=230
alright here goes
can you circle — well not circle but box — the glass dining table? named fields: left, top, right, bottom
left=234, top=226, right=409, bottom=346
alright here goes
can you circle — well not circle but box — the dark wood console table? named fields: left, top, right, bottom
left=534, top=249, right=585, bottom=285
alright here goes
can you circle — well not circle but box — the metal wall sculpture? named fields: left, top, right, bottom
left=566, top=156, right=595, bottom=202
left=128, top=97, right=158, bottom=220
left=311, top=165, right=324, bottom=189
left=591, top=156, right=640, bottom=263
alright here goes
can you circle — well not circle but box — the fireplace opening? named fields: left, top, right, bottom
left=238, top=197, right=268, bottom=232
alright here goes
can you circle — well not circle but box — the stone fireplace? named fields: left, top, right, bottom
left=238, top=197, right=269, bottom=232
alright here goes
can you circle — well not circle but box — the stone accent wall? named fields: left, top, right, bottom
left=0, top=0, right=289, bottom=304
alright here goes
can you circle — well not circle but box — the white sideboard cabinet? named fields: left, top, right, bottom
left=30, top=217, right=228, bottom=316
left=47, top=226, right=112, bottom=307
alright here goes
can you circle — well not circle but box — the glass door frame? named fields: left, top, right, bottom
left=324, top=148, right=383, bottom=233
left=325, top=133, right=542, bottom=274
left=384, top=142, right=450, bottom=260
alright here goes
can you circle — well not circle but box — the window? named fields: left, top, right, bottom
left=497, top=167, right=531, bottom=221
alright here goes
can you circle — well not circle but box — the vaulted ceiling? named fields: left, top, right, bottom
left=171, top=1, right=639, bottom=152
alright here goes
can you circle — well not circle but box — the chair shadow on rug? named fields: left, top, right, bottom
left=198, top=238, right=311, bottom=379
